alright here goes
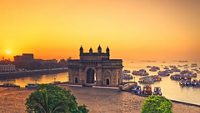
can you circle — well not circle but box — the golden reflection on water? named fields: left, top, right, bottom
left=0, top=72, right=68, bottom=87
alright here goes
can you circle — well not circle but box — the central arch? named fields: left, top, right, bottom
left=86, top=68, right=95, bottom=84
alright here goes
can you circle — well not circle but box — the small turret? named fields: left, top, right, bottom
left=106, top=47, right=110, bottom=55
left=89, top=47, right=93, bottom=53
left=98, top=45, right=102, bottom=53
left=80, top=46, right=83, bottom=55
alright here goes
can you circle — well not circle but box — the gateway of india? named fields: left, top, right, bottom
left=67, top=45, right=123, bottom=86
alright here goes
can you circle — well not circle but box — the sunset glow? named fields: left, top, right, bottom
left=0, top=0, right=200, bottom=61
left=5, top=50, right=12, bottom=55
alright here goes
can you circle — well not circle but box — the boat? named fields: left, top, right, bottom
left=0, top=83, right=20, bottom=88
left=149, top=66, right=160, bottom=72
left=142, top=85, right=152, bottom=96
left=171, top=68, right=181, bottom=72
left=25, top=84, right=38, bottom=89
left=122, top=73, right=133, bottom=80
left=164, top=66, right=169, bottom=70
left=139, top=77, right=154, bottom=84
left=191, top=68, right=200, bottom=73
left=139, top=75, right=161, bottom=84
left=180, top=70, right=197, bottom=78
left=131, top=86, right=142, bottom=95
left=158, top=71, right=170, bottom=77
left=170, top=74, right=181, bottom=81
left=179, top=79, right=192, bottom=87
left=123, top=70, right=131, bottom=73
left=191, top=64, right=198, bottom=68
left=153, top=87, right=162, bottom=96
left=132, top=69, right=149, bottom=76
left=146, top=66, right=151, bottom=68
left=119, top=82, right=137, bottom=91
left=191, top=79, right=199, bottom=87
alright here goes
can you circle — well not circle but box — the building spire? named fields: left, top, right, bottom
left=89, top=47, right=93, bottom=53
left=98, top=44, right=102, bottom=53
left=106, top=46, right=110, bottom=55
left=80, top=45, right=83, bottom=55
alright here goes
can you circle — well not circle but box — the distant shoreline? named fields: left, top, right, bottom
left=0, top=68, right=68, bottom=80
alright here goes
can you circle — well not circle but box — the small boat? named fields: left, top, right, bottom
left=158, top=71, right=170, bottom=77
left=139, top=75, right=161, bottom=84
left=25, top=84, right=38, bottom=89
left=153, top=87, right=162, bottom=96
left=146, top=66, right=151, bottom=68
left=149, top=66, right=160, bottom=72
left=119, top=82, right=137, bottom=91
left=164, top=66, right=169, bottom=70
left=139, top=77, right=154, bottom=84
left=123, top=70, right=131, bottom=73
left=132, top=69, right=149, bottom=76
left=171, top=68, right=181, bottom=72
left=191, top=64, right=198, bottom=68
left=170, top=74, right=181, bottom=81
left=122, top=73, right=133, bottom=80
left=131, top=86, right=142, bottom=95
left=142, top=85, right=152, bottom=96
left=191, top=79, right=199, bottom=87
left=179, top=79, right=192, bottom=87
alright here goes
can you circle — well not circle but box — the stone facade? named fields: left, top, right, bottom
left=67, top=45, right=123, bottom=86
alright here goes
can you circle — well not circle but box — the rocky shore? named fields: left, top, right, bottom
left=0, top=86, right=199, bottom=113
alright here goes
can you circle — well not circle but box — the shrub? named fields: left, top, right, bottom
left=141, top=95, right=172, bottom=113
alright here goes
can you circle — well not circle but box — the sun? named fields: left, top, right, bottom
left=5, top=50, right=12, bottom=55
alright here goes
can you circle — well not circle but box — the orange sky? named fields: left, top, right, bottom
left=0, top=0, right=200, bottom=61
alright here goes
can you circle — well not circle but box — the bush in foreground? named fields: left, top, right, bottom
left=141, top=95, right=172, bottom=113
left=26, top=84, right=89, bottom=113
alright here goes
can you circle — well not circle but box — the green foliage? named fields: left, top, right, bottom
left=141, top=95, right=172, bottom=113
left=26, top=84, right=89, bottom=113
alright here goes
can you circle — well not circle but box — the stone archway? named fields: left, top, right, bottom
left=104, top=70, right=111, bottom=86
left=86, top=68, right=95, bottom=84
left=106, top=78, right=110, bottom=85
left=74, top=77, right=78, bottom=84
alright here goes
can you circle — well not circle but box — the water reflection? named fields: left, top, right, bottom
left=0, top=72, right=68, bottom=87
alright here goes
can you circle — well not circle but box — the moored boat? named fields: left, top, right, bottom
left=153, top=87, right=162, bottom=96
left=149, top=66, right=160, bottom=72
left=132, top=69, right=149, bottom=76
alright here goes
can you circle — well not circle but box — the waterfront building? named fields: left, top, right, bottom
left=67, top=45, right=123, bottom=86
left=14, top=53, right=34, bottom=62
left=0, top=64, right=16, bottom=72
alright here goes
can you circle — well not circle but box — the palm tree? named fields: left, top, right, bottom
left=27, top=89, right=69, bottom=113
left=26, top=85, right=88, bottom=113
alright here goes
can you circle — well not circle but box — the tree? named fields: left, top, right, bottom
left=141, top=95, right=172, bottom=113
left=26, top=84, right=89, bottom=113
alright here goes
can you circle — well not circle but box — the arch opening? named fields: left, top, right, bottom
left=86, top=68, right=96, bottom=84
left=106, top=78, right=110, bottom=85
left=74, top=77, right=78, bottom=84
